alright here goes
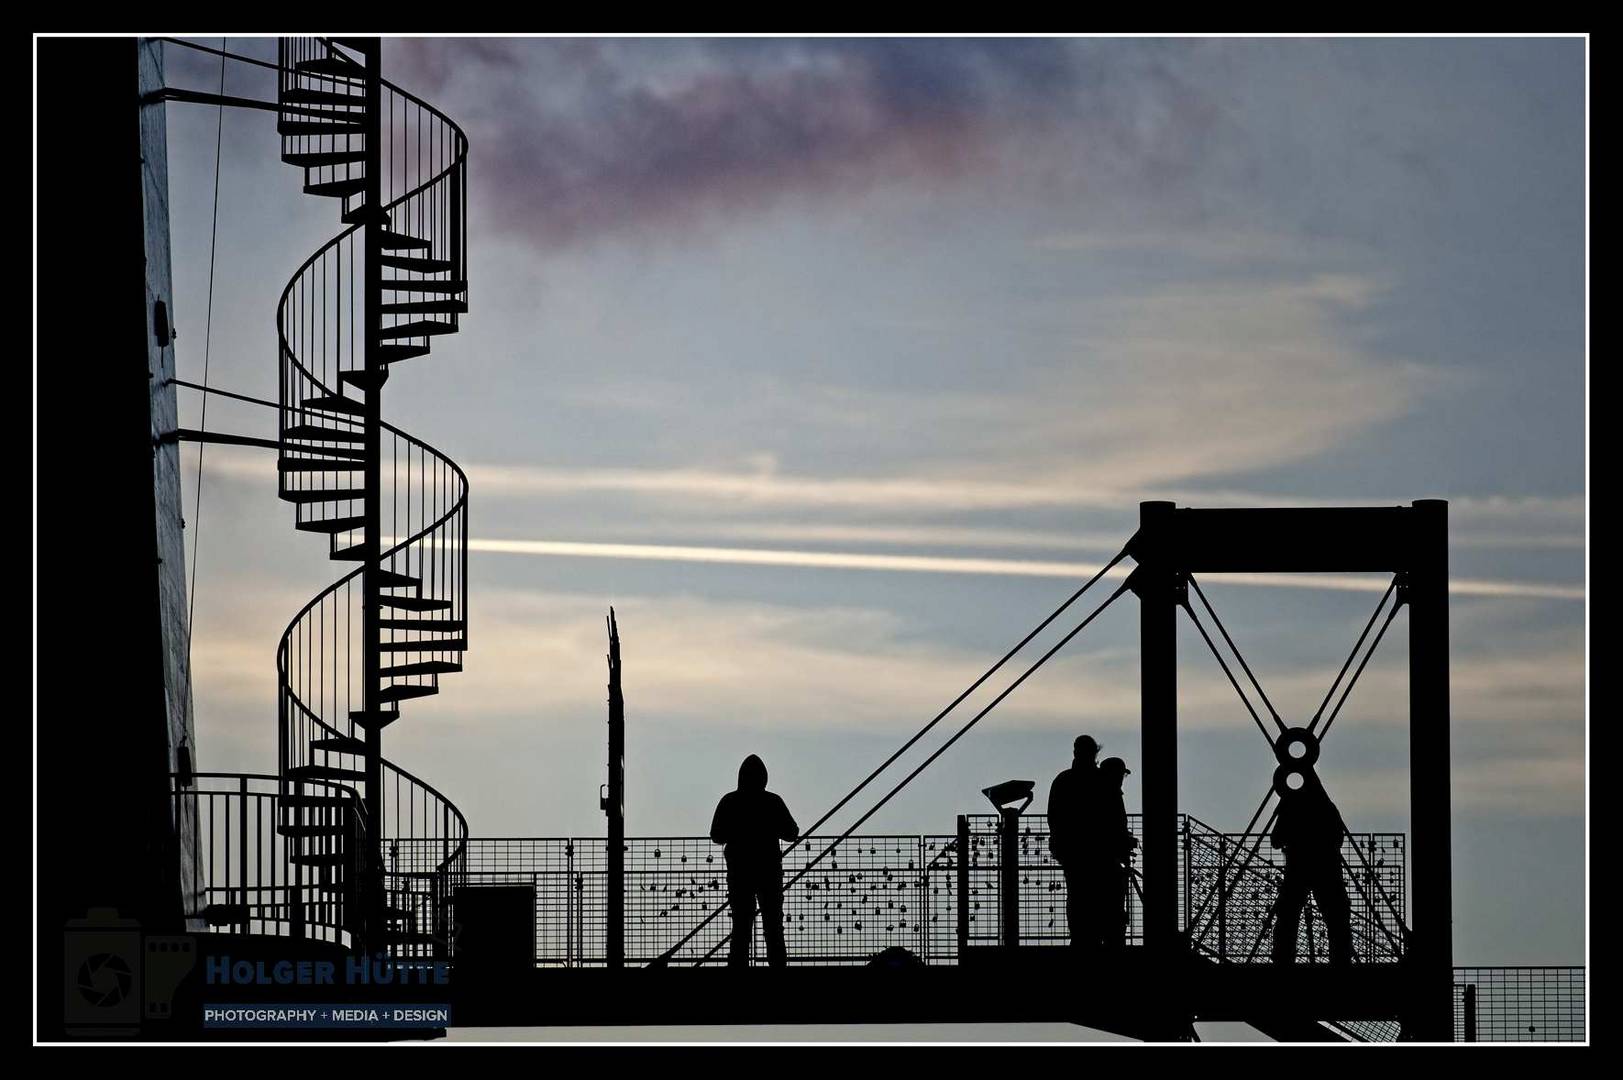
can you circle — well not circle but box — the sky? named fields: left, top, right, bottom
left=158, top=35, right=1586, bottom=1024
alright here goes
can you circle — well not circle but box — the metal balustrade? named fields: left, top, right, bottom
left=390, top=811, right=1404, bottom=969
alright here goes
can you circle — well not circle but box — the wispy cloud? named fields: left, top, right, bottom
left=467, top=537, right=1583, bottom=600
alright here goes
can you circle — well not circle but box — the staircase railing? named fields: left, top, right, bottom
left=171, top=773, right=372, bottom=948
left=272, top=36, right=470, bottom=956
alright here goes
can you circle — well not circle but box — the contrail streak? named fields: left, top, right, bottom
left=467, top=537, right=1584, bottom=600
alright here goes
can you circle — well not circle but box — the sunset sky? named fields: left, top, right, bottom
left=161, top=36, right=1586, bottom=987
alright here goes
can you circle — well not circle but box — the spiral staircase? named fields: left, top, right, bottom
left=181, top=37, right=472, bottom=958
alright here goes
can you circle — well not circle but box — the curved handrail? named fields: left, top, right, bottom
left=272, top=37, right=472, bottom=944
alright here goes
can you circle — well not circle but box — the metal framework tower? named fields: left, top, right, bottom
left=1128, top=499, right=1452, bottom=1039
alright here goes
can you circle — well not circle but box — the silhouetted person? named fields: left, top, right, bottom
left=710, top=754, right=799, bottom=968
left=1270, top=772, right=1353, bottom=965
left=1047, top=735, right=1101, bottom=947
left=1085, top=757, right=1137, bottom=951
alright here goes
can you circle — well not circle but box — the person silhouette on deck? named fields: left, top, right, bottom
left=1270, top=771, right=1353, bottom=965
left=1047, top=735, right=1101, bottom=948
left=710, top=754, right=800, bottom=968
left=1089, top=757, right=1138, bottom=951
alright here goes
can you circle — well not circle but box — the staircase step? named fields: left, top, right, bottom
left=378, top=596, right=453, bottom=612
left=380, top=320, right=457, bottom=340
left=279, top=794, right=350, bottom=810
left=381, top=638, right=465, bottom=653
left=302, top=394, right=365, bottom=415
left=294, top=57, right=365, bottom=79
left=332, top=544, right=367, bottom=561
left=305, top=177, right=367, bottom=199
left=377, top=684, right=439, bottom=704
left=202, top=903, right=254, bottom=927
left=288, top=764, right=367, bottom=782
left=377, top=570, right=422, bottom=589
left=296, top=516, right=365, bottom=534
left=380, top=660, right=462, bottom=677
left=350, top=709, right=401, bottom=729
left=382, top=299, right=467, bottom=315
left=379, top=255, right=454, bottom=274
left=280, top=488, right=364, bottom=505
left=380, top=343, right=432, bottom=364
left=381, top=231, right=431, bottom=251
left=278, top=120, right=366, bottom=138
left=380, top=618, right=466, bottom=632
left=283, top=148, right=366, bottom=168
left=382, top=278, right=466, bottom=294
left=292, top=851, right=350, bottom=868
left=338, top=370, right=388, bottom=393
left=276, top=822, right=350, bottom=838
left=341, top=204, right=389, bottom=226
left=282, top=88, right=365, bottom=108
left=279, top=458, right=364, bottom=472
left=311, top=735, right=368, bottom=754
left=284, top=423, right=364, bottom=443
left=284, top=443, right=366, bottom=460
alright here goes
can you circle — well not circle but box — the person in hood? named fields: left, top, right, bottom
left=710, top=754, right=800, bottom=967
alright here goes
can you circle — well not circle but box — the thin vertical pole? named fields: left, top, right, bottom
left=605, top=609, right=625, bottom=967
left=955, top=814, right=969, bottom=956
left=237, top=776, right=249, bottom=936
left=999, top=808, right=1020, bottom=949
left=1408, top=499, right=1452, bottom=1039
left=1136, top=500, right=1179, bottom=960
left=359, top=37, right=386, bottom=950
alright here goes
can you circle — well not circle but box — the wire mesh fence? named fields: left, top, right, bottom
left=1453, top=967, right=1586, bottom=1041
left=1182, top=817, right=1407, bottom=964
left=403, top=811, right=1402, bottom=968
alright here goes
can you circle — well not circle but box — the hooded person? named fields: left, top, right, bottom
left=710, top=754, right=800, bottom=967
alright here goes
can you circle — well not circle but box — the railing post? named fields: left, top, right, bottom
left=955, top=815, right=969, bottom=957
left=1217, top=834, right=1227, bottom=963
left=999, top=808, right=1020, bottom=950
left=918, top=836, right=927, bottom=964
left=238, top=776, right=249, bottom=935
left=565, top=841, right=575, bottom=968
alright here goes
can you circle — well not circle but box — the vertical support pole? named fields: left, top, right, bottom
left=359, top=37, right=386, bottom=953
left=604, top=608, right=625, bottom=967
left=1463, top=983, right=1477, bottom=1042
left=1136, top=500, right=1179, bottom=960
left=999, top=807, right=1020, bottom=949
left=1408, top=499, right=1452, bottom=1039
left=918, top=837, right=928, bottom=963
left=237, top=776, right=249, bottom=936
left=1217, top=834, right=1227, bottom=963
left=955, top=814, right=969, bottom=956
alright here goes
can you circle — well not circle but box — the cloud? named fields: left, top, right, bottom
left=386, top=38, right=1225, bottom=248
